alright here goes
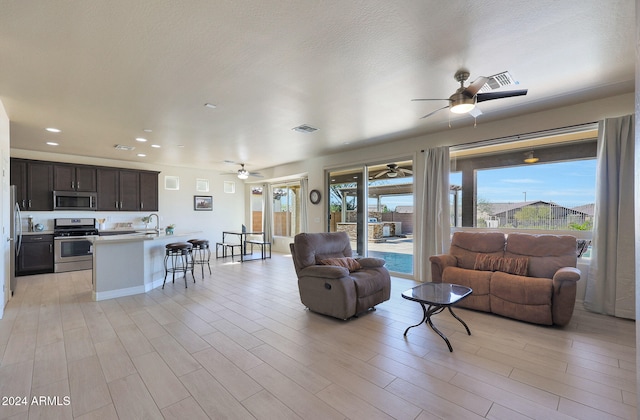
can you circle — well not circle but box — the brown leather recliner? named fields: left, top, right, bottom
left=290, top=232, right=391, bottom=320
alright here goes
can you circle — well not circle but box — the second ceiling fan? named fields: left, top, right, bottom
left=412, top=69, right=528, bottom=119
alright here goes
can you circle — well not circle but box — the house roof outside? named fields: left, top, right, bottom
left=486, top=201, right=592, bottom=218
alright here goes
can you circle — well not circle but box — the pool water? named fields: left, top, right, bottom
left=368, top=250, right=413, bottom=274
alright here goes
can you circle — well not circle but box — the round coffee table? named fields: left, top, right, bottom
left=402, top=282, right=472, bottom=352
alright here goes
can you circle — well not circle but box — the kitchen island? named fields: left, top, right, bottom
left=91, top=230, right=201, bottom=301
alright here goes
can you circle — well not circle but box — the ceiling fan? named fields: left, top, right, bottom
left=373, top=163, right=413, bottom=179
left=235, top=163, right=263, bottom=179
left=412, top=69, right=528, bottom=119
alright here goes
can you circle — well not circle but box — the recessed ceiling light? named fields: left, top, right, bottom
left=204, top=103, right=217, bottom=109
left=137, top=153, right=146, bottom=157
left=151, top=144, right=161, bottom=148
left=135, top=137, right=147, bottom=142
left=46, top=142, right=59, bottom=146
left=45, top=127, right=61, bottom=133
left=143, top=129, right=153, bottom=133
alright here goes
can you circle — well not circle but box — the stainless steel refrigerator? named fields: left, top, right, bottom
left=10, top=185, right=23, bottom=296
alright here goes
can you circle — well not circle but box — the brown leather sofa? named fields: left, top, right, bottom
left=430, top=231, right=581, bottom=326
left=290, top=232, right=391, bottom=320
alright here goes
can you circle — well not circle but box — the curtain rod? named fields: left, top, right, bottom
left=449, top=122, right=598, bottom=152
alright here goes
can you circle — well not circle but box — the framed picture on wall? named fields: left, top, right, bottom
left=194, top=195, right=213, bottom=211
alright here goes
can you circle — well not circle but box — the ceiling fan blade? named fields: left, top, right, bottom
left=420, top=105, right=450, bottom=119
left=411, top=98, right=450, bottom=102
left=462, top=76, right=489, bottom=97
left=373, top=171, right=388, bottom=179
left=401, top=168, right=414, bottom=175
left=476, top=89, right=528, bottom=103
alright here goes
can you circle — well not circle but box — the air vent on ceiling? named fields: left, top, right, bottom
left=292, top=124, right=319, bottom=133
left=478, top=71, right=516, bottom=93
left=114, top=144, right=135, bottom=151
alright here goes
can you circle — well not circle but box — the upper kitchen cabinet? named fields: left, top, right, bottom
left=10, top=159, right=53, bottom=211
left=96, top=168, right=158, bottom=211
left=139, top=171, right=158, bottom=211
left=53, top=164, right=97, bottom=192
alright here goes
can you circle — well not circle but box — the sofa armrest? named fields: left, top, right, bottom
left=553, top=267, right=581, bottom=283
left=429, top=254, right=457, bottom=283
left=551, top=267, right=581, bottom=326
left=298, top=265, right=349, bottom=279
left=356, top=257, right=386, bottom=268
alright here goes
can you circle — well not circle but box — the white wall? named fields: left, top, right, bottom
left=8, top=149, right=245, bottom=246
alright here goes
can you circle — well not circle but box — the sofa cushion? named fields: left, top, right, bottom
left=442, top=266, right=492, bottom=312
left=450, top=231, right=505, bottom=269
left=505, top=233, right=577, bottom=278
left=474, top=254, right=529, bottom=276
left=320, top=257, right=361, bottom=272
left=490, top=271, right=553, bottom=325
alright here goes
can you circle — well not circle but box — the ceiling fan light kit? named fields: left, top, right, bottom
left=413, top=68, right=527, bottom=120
left=237, top=163, right=249, bottom=179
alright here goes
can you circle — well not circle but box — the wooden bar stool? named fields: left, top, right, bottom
left=188, top=239, right=211, bottom=278
left=163, top=242, right=194, bottom=288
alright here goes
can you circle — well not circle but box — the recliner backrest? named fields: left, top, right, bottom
left=505, top=233, right=577, bottom=278
left=291, top=232, right=353, bottom=270
left=449, top=231, right=506, bottom=269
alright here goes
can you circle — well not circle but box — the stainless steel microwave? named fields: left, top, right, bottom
left=52, top=191, right=97, bottom=211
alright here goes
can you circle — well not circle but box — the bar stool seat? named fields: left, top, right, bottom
left=164, top=242, right=194, bottom=288
left=188, top=239, right=211, bottom=278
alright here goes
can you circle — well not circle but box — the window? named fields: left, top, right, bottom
left=328, top=159, right=414, bottom=276
left=272, top=183, right=301, bottom=237
left=450, top=125, right=597, bottom=231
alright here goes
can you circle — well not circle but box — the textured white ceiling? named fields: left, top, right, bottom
left=0, top=1, right=634, bottom=172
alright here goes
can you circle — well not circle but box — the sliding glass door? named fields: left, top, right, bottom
left=328, top=159, right=414, bottom=276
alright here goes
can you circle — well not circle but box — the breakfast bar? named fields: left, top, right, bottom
left=91, top=230, right=201, bottom=301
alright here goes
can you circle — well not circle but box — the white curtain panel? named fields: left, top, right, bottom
left=263, top=183, right=274, bottom=243
left=584, top=115, right=635, bottom=319
left=300, top=177, right=309, bottom=233
left=420, top=146, right=451, bottom=282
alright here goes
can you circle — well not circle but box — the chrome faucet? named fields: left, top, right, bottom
left=147, top=213, right=160, bottom=233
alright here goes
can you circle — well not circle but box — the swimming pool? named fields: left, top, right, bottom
left=368, top=250, right=413, bottom=274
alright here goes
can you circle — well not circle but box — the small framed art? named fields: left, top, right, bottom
left=194, top=195, right=213, bottom=211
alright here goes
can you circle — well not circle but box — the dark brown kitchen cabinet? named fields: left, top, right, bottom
left=139, top=171, right=158, bottom=211
left=96, top=168, right=158, bottom=211
left=10, top=159, right=53, bottom=211
left=96, top=168, right=119, bottom=210
left=16, top=234, right=54, bottom=276
left=53, top=164, right=96, bottom=192
left=118, top=170, right=140, bottom=211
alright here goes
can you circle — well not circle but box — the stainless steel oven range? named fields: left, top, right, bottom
left=54, top=218, right=98, bottom=273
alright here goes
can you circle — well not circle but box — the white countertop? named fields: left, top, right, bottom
left=91, top=230, right=201, bottom=243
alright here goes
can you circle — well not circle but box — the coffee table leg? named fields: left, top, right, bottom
left=424, top=305, right=454, bottom=352
left=448, top=307, right=471, bottom=335
left=403, top=302, right=428, bottom=336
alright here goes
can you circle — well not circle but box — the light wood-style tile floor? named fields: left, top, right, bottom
left=0, top=252, right=636, bottom=419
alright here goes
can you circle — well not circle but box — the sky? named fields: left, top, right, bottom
left=364, top=158, right=597, bottom=211
left=460, top=159, right=597, bottom=208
